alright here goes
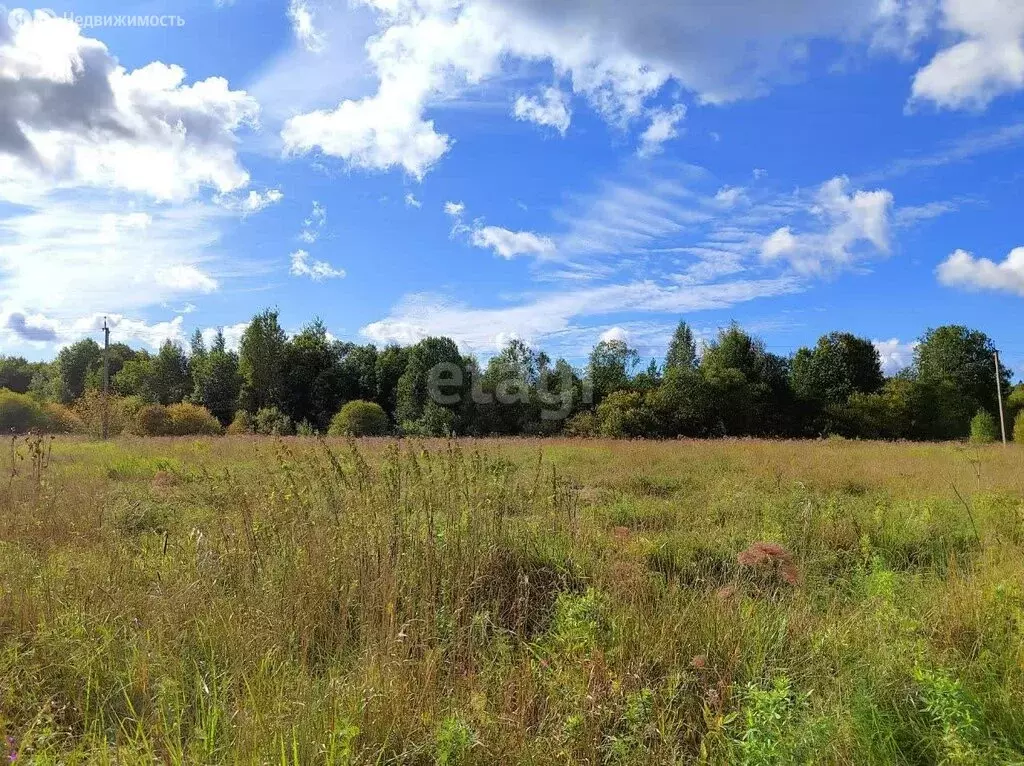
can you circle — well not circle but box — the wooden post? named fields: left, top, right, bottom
left=995, top=352, right=1007, bottom=446
left=102, top=319, right=110, bottom=441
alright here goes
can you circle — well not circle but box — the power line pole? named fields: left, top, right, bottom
left=994, top=351, right=1007, bottom=446
left=102, top=318, right=110, bottom=441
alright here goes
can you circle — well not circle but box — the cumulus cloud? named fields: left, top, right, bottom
left=405, top=192, right=422, bottom=208
left=470, top=226, right=556, bottom=258
left=444, top=201, right=466, bottom=218
left=201, top=321, right=249, bottom=352
left=760, top=176, right=894, bottom=274
left=638, top=104, right=687, bottom=158
left=874, top=338, right=919, bottom=375
left=599, top=326, right=629, bottom=344
left=937, top=247, right=1024, bottom=296
left=910, top=0, right=1024, bottom=109
left=290, top=249, right=346, bottom=280
left=513, top=87, right=571, bottom=135
left=280, top=0, right=932, bottom=178
left=0, top=10, right=259, bottom=204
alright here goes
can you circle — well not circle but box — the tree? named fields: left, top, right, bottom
left=196, top=330, right=241, bottom=425
left=281, top=319, right=344, bottom=430
left=596, top=390, right=654, bottom=438
left=790, top=332, right=884, bottom=434
left=0, top=356, right=35, bottom=394
left=700, top=324, right=794, bottom=437
left=475, top=339, right=544, bottom=435
left=239, top=310, right=288, bottom=413
left=55, top=339, right=102, bottom=403
left=665, top=320, right=697, bottom=372
left=375, top=345, right=409, bottom=417
left=913, top=326, right=1009, bottom=439
left=647, top=366, right=714, bottom=437
left=396, top=337, right=470, bottom=434
left=114, top=352, right=156, bottom=401
left=587, top=339, right=640, bottom=405
left=151, top=341, right=190, bottom=405
left=970, top=410, right=999, bottom=444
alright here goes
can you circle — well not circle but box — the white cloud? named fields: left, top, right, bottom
left=874, top=338, right=919, bottom=375
left=0, top=10, right=259, bottom=204
left=201, top=321, right=249, bottom=352
left=937, top=247, right=1024, bottom=296
left=299, top=200, right=327, bottom=242
left=444, top=200, right=466, bottom=218
left=288, top=0, right=327, bottom=53
left=599, top=326, right=629, bottom=344
left=0, top=305, right=187, bottom=349
left=241, top=188, right=284, bottom=213
left=0, top=198, right=228, bottom=319
left=760, top=176, right=894, bottom=275
left=405, top=192, right=423, bottom=208
left=910, top=0, right=1024, bottom=110
left=290, top=249, right=346, bottom=280
left=714, top=186, right=747, bottom=207
left=638, top=104, right=687, bottom=158
left=361, top=276, right=800, bottom=353
left=513, top=87, right=572, bottom=135
left=280, top=0, right=932, bottom=178
left=470, top=226, right=556, bottom=258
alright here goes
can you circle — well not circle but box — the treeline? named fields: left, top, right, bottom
left=1, top=310, right=1022, bottom=441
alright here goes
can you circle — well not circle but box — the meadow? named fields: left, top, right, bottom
left=1, top=435, right=1023, bottom=764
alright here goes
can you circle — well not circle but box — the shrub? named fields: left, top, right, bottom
left=564, top=411, right=598, bottom=437
left=1015, top=411, right=1024, bottom=443
left=71, top=391, right=141, bottom=437
left=0, top=388, right=48, bottom=433
left=133, top=404, right=172, bottom=436
left=43, top=403, right=84, bottom=434
left=226, top=410, right=253, bottom=435
left=254, top=407, right=294, bottom=436
left=166, top=403, right=222, bottom=436
left=597, top=391, right=654, bottom=438
left=969, top=410, right=999, bottom=444
left=329, top=400, right=389, bottom=437
left=296, top=420, right=318, bottom=437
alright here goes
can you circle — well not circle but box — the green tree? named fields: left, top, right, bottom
left=375, top=345, right=409, bottom=417
left=790, top=332, right=884, bottom=434
left=114, top=352, right=156, bottom=401
left=647, top=366, right=714, bottom=437
left=281, top=319, right=344, bottom=430
left=475, top=339, right=545, bottom=435
left=55, top=339, right=102, bottom=403
left=197, top=330, right=241, bottom=425
left=239, top=309, right=288, bottom=413
left=587, top=339, right=640, bottom=405
left=665, top=320, right=697, bottom=372
left=970, top=410, right=999, bottom=444
left=0, top=356, right=35, bottom=394
left=396, top=337, right=470, bottom=434
left=913, top=326, right=1009, bottom=439
left=151, top=341, right=190, bottom=405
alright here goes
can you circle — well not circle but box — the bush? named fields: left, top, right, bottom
left=254, top=407, right=294, bottom=436
left=1015, top=411, right=1024, bottom=443
left=564, top=411, right=598, bottom=437
left=167, top=403, right=222, bottom=435
left=0, top=388, right=48, bottom=433
left=226, top=410, right=253, bottom=435
left=969, top=410, right=999, bottom=444
left=71, top=391, right=142, bottom=437
left=43, top=403, right=84, bottom=434
left=296, top=420, right=318, bottom=437
left=133, top=404, right=173, bottom=436
left=597, top=391, right=655, bottom=438
left=329, top=400, right=389, bottom=437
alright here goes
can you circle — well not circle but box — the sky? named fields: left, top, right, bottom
left=2, top=0, right=1024, bottom=378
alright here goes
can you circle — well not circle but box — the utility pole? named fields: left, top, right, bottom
left=995, top=351, right=1007, bottom=446
left=102, top=318, right=110, bottom=441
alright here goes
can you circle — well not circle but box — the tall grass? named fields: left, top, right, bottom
left=1, top=435, right=1022, bottom=763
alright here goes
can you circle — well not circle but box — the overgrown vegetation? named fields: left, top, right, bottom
left=1, top=436, right=1022, bottom=763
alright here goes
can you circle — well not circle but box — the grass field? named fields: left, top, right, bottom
left=1, top=436, right=1023, bottom=764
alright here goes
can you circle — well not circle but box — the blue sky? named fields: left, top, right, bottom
left=2, top=0, right=1024, bottom=378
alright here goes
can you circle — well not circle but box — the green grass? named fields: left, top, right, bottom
left=1, top=435, right=1023, bottom=763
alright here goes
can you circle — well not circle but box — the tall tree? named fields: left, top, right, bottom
left=396, top=337, right=470, bottom=433
left=197, top=330, right=241, bottom=424
left=114, top=351, right=156, bottom=401
left=587, top=339, right=640, bottom=405
left=151, top=341, right=191, bottom=405
left=281, top=319, right=344, bottom=430
left=375, top=345, right=409, bottom=417
left=56, top=339, right=102, bottom=403
left=0, top=356, right=35, bottom=394
left=239, top=309, right=288, bottom=413
left=665, top=320, right=698, bottom=372
left=790, top=332, right=884, bottom=434
left=913, top=325, right=1009, bottom=439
